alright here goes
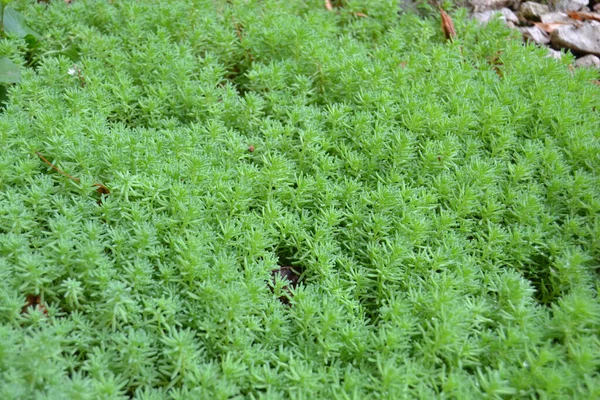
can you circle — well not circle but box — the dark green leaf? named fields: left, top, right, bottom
left=60, top=43, right=81, bottom=62
left=0, top=57, right=20, bottom=84
left=24, top=33, right=41, bottom=50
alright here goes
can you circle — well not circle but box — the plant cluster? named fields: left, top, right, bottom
left=0, top=0, right=79, bottom=107
left=0, top=0, right=599, bottom=398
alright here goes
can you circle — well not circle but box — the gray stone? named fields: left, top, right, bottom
left=519, top=2, right=551, bottom=21
left=551, top=21, right=600, bottom=55
left=473, top=10, right=497, bottom=23
left=469, top=0, right=514, bottom=12
left=500, top=7, right=520, bottom=23
left=473, top=8, right=520, bottom=24
left=550, top=0, right=589, bottom=12
left=573, top=54, right=600, bottom=67
left=547, top=48, right=563, bottom=59
left=520, top=26, right=551, bottom=44
left=541, top=12, right=579, bottom=23
left=397, top=0, right=419, bottom=14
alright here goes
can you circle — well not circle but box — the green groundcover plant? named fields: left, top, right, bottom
left=0, top=0, right=599, bottom=398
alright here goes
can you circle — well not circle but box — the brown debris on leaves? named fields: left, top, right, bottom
left=270, top=266, right=301, bottom=306
left=440, top=7, right=456, bottom=41
left=324, top=1, right=367, bottom=17
left=231, top=16, right=254, bottom=62
left=489, top=51, right=504, bottom=78
left=68, top=65, right=86, bottom=88
left=21, top=294, right=48, bottom=316
left=534, top=22, right=571, bottom=34
left=232, top=16, right=245, bottom=43
left=35, top=151, right=110, bottom=198
left=94, top=183, right=110, bottom=195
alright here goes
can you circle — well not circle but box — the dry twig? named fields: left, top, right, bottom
left=35, top=151, right=110, bottom=195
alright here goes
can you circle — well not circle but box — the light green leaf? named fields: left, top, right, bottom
left=0, top=57, right=20, bottom=84
left=3, top=7, right=40, bottom=39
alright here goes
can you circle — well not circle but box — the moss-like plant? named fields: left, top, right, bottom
left=0, top=0, right=599, bottom=398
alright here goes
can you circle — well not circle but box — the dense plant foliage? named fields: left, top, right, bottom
left=0, top=0, right=599, bottom=398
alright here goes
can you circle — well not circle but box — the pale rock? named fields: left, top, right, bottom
left=550, top=20, right=600, bottom=55
left=473, top=8, right=520, bottom=24
left=573, top=54, right=600, bottom=67
left=500, top=7, right=520, bottom=23
left=469, top=0, right=514, bottom=12
left=541, top=12, right=579, bottom=23
left=397, top=0, right=419, bottom=14
left=547, top=48, right=563, bottom=59
left=550, top=0, right=589, bottom=12
left=519, top=2, right=550, bottom=21
left=520, top=25, right=551, bottom=44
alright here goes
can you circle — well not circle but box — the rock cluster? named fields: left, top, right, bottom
left=470, top=0, right=600, bottom=69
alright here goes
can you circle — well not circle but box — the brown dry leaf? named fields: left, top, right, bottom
left=325, top=0, right=333, bottom=11
left=354, top=12, right=368, bottom=18
left=534, top=22, right=570, bottom=34
left=440, top=7, right=456, bottom=41
left=567, top=11, right=600, bottom=22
